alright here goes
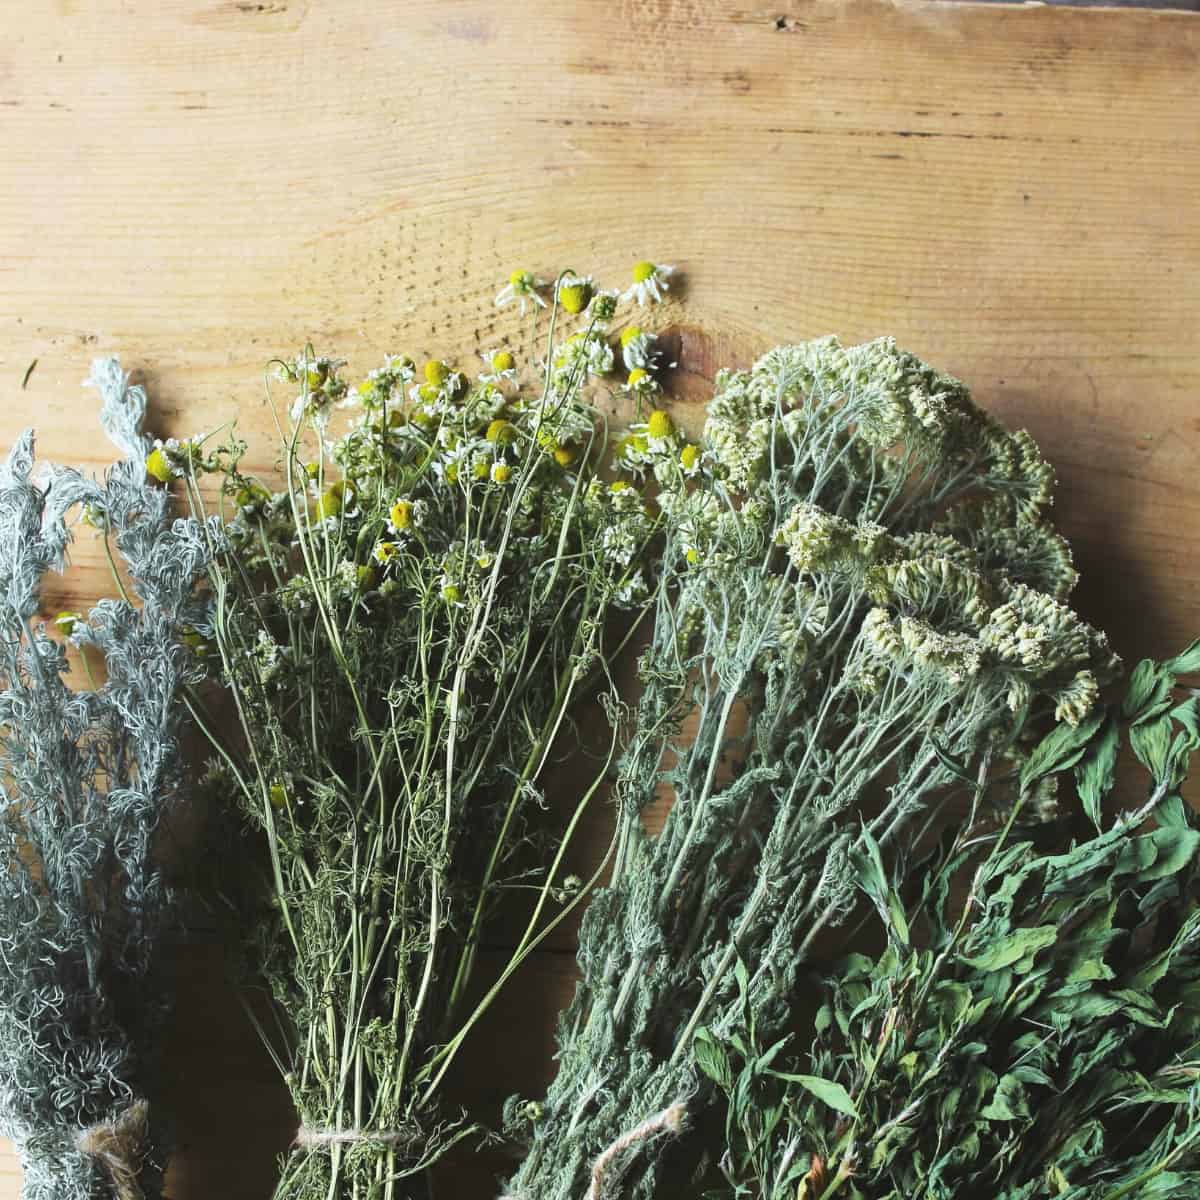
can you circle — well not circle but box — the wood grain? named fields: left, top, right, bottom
left=1, top=0, right=1198, bottom=1194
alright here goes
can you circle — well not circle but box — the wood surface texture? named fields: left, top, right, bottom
left=1, top=0, right=1198, bottom=1195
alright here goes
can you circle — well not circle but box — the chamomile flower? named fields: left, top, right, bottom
left=282, top=354, right=348, bottom=427
left=388, top=497, right=415, bottom=534
left=619, top=327, right=661, bottom=371
left=480, top=348, right=518, bottom=386
left=372, top=539, right=401, bottom=567
left=408, top=360, right=465, bottom=413
left=624, top=367, right=661, bottom=404
left=486, top=418, right=519, bottom=447
left=145, top=445, right=172, bottom=483
left=621, top=260, right=675, bottom=306
left=552, top=331, right=614, bottom=382
left=495, top=269, right=548, bottom=314
left=680, top=443, right=703, bottom=477
left=145, top=436, right=209, bottom=482
left=645, top=409, right=673, bottom=440
left=54, top=611, right=83, bottom=638
left=589, top=290, right=620, bottom=322
left=536, top=429, right=580, bottom=468
left=491, top=462, right=513, bottom=484
left=556, top=274, right=595, bottom=316
left=465, top=382, right=509, bottom=425
left=356, top=355, right=416, bottom=409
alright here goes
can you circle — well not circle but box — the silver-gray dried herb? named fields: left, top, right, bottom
left=0, top=359, right=214, bottom=1199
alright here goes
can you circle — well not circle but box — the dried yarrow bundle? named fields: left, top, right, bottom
left=701, top=641, right=1200, bottom=1200
left=183, top=270, right=678, bottom=1199
left=503, top=338, right=1118, bottom=1200
left=0, top=360, right=214, bottom=1199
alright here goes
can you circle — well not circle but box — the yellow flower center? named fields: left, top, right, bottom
left=509, top=269, right=531, bottom=287
left=145, top=448, right=172, bottom=483
left=680, top=444, right=700, bottom=470
left=620, top=326, right=643, bottom=348
left=647, top=409, right=673, bottom=439
left=610, top=480, right=632, bottom=493
left=553, top=446, right=577, bottom=467
left=444, top=463, right=459, bottom=485
left=559, top=282, right=591, bottom=315
left=632, top=261, right=656, bottom=283
left=54, top=611, right=82, bottom=635
left=269, top=783, right=288, bottom=809
left=373, top=540, right=399, bottom=564
left=491, top=462, right=512, bottom=484
left=492, top=350, right=515, bottom=372
left=443, top=584, right=462, bottom=603
left=473, top=460, right=489, bottom=480
left=424, top=360, right=450, bottom=386
left=389, top=500, right=412, bottom=530
left=686, top=547, right=700, bottom=565
left=486, top=419, right=517, bottom=445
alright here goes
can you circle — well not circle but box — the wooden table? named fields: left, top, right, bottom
left=1, top=1, right=1198, bottom=1195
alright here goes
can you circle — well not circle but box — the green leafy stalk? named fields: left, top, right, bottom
left=704, top=642, right=1200, bottom=1200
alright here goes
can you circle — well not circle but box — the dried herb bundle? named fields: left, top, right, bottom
left=504, top=338, right=1118, bottom=1200
left=702, top=642, right=1200, bottom=1199
left=0, top=360, right=213, bottom=1199
left=186, top=275, right=674, bottom=1199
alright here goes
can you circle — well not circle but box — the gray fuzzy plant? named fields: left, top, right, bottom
left=0, top=360, right=214, bottom=1199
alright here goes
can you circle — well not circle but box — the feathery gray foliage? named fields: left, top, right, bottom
left=0, top=359, right=214, bottom=1199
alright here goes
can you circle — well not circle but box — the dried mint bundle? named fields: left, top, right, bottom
left=0, top=360, right=214, bottom=1200
left=701, top=640, right=1200, bottom=1200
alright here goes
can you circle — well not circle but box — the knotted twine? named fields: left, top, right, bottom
left=294, top=1125, right=420, bottom=1150
left=73, top=1098, right=150, bottom=1200
left=498, top=1101, right=687, bottom=1200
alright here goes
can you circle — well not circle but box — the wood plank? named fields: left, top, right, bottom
left=0, top=0, right=1197, bottom=1193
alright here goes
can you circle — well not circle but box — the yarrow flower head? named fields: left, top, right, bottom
left=495, top=269, right=548, bottom=314
left=621, top=260, right=675, bottom=306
